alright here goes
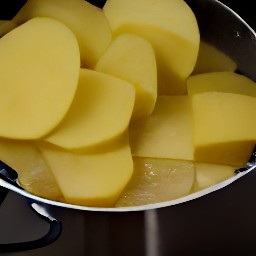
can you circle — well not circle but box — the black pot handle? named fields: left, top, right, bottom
left=0, top=161, right=62, bottom=253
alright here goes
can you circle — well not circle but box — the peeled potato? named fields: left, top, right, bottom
left=0, top=17, right=80, bottom=139
left=130, top=95, right=194, bottom=161
left=192, top=92, right=256, bottom=166
left=95, top=33, right=157, bottom=120
left=45, top=69, right=135, bottom=150
left=0, top=0, right=249, bottom=207
left=187, top=71, right=256, bottom=96
left=192, top=162, right=235, bottom=192
left=104, top=0, right=200, bottom=94
left=38, top=133, right=133, bottom=207
left=188, top=71, right=256, bottom=166
left=13, top=0, right=112, bottom=67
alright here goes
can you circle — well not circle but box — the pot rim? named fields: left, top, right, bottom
left=1, top=166, right=251, bottom=212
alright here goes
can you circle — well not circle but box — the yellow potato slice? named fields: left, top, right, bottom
left=0, top=17, right=80, bottom=139
left=192, top=162, right=236, bottom=192
left=104, top=0, right=199, bottom=94
left=187, top=71, right=256, bottom=96
left=45, top=69, right=135, bottom=150
left=38, top=133, right=133, bottom=207
left=192, top=92, right=256, bottom=166
left=13, top=0, right=112, bottom=67
left=95, top=33, right=157, bottom=120
left=115, top=157, right=195, bottom=207
left=130, top=95, right=193, bottom=161
left=192, top=40, right=237, bottom=74
left=0, top=138, right=63, bottom=201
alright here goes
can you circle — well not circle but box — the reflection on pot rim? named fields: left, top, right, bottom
left=0, top=166, right=251, bottom=212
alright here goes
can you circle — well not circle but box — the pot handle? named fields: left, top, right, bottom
left=0, top=162, right=62, bottom=253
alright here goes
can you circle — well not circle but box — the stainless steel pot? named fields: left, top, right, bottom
left=1, top=0, right=256, bottom=255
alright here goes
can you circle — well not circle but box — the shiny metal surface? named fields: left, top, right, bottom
left=2, top=169, right=256, bottom=255
left=186, top=0, right=256, bottom=82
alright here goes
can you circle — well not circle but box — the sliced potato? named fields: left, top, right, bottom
left=45, top=69, right=135, bottom=150
left=95, top=33, right=157, bottom=120
left=130, top=95, right=193, bottom=161
left=13, top=0, right=112, bottom=67
left=192, top=92, right=256, bottom=166
left=187, top=71, right=256, bottom=96
left=0, top=17, right=80, bottom=139
left=192, top=162, right=236, bottom=192
left=104, top=0, right=200, bottom=94
left=39, top=133, right=133, bottom=207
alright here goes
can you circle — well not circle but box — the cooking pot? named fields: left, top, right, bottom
left=1, top=0, right=256, bottom=255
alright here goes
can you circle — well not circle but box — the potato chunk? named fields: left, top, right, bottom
left=192, top=162, right=235, bottom=192
left=0, top=17, right=80, bottom=139
left=95, top=33, right=157, bottom=120
left=38, top=134, right=133, bottom=207
left=103, top=0, right=199, bottom=94
left=13, top=0, right=112, bottom=67
left=130, top=95, right=193, bottom=160
left=187, top=71, right=256, bottom=96
left=191, top=92, right=256, bottom=166
left=45, top=69, right=135, bottom=150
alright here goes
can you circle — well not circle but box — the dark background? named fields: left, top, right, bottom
left=0, top=0, right=253, bottom=25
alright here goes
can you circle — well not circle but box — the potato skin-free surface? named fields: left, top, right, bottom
left=0, top=17, right=80, bottom=139
left=104, top=0, right=200, bottom=94
left=0, top=0, right=249, bottom=207
left=192, top=162, right=235, bottom=192
left=192, top=92, right=256, bottom=166
left=39, top=133, right=133, bottom=207
left=45, top=69, right=135, bottom=150
left=13, top=0, right=112, bottom=68
left=130, top=95, right=193, bottom=161
left=188, top=71, right=256, bottom=96
left=95, top=33, right=157, bottom=120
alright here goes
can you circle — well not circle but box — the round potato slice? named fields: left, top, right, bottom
left=0, top=17, right=80, bottom=139
left=104, top=0, right=200, bottom=94
left=45, top=69, right=135, bottom=150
